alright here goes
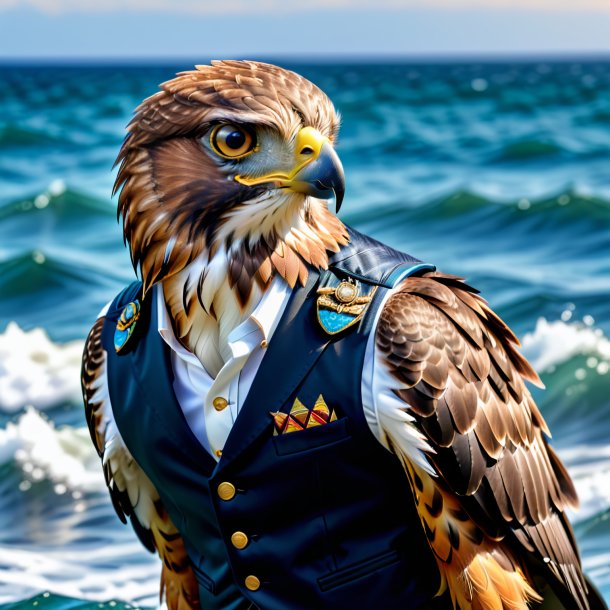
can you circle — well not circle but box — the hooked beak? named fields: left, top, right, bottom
left=235, top=126, right=345, bottom=212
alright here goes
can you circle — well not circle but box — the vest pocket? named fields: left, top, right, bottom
left=272, top=416, right=351, bottom=456
left=190, top=561, right=216, bottom=593
left=184, top=540, right=216, bottom=593
left=317, top=549, right=402, bottom=592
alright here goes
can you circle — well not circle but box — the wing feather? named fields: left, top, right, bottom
left=376, top=272, right=588, bottom=610
left=81, top=317, right=200, bottom=610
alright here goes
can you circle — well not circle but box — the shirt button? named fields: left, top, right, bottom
left=245, top=575, right=260, bottom=591
left=260, top=339, right=268, bottom=349
left=217, top=482, right=236, bottom=501
left=213, top=396, right=228, bottom=411
left=231, top=531, right=248, bottom=549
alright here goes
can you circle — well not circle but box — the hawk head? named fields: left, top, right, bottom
left=114, top=60, right=348, bottom=301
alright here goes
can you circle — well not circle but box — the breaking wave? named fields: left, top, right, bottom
left=0, top=407, right=99, bottom=490
left=0, top=323, right=83, bottom=413
left=0, top=407, right=159, bottom=605
left=522, top=317, right=610, bottom=374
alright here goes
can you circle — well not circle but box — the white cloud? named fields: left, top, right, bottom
left=3, top=0, right=610, bottom=14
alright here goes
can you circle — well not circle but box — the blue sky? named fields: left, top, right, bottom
left=2, top=1, right=610, bottom=59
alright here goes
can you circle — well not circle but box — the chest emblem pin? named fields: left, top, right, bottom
left=316, top=279, right=376, bottom=335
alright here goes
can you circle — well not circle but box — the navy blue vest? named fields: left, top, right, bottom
left=101, top=228, right=441, bottom=610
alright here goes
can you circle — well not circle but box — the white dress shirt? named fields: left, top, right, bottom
left=154, top=275, right=388, bottom=461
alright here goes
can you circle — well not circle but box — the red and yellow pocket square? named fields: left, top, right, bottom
left=270, top=395, right=338, bottom=436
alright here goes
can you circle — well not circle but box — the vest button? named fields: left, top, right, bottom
left=244, top=575, right=260, bottom=591
left=217, top=482, right=236, bottom=501
left=231, top=531, right=248, bottom=549
left=213, top=397, right=228, bottom=411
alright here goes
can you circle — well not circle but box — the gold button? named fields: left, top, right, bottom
left=231, top=531, right=248, bottom=549
left=245, top=575, right=260, bottom=591
left=215, top=449, right=223, bottom=458
left=213, top=397, right=228, bottom=411
left=217, top=482, right=236, bottom=501
left=260, top=339, right=268, bottom=349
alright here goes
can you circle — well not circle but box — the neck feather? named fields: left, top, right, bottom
left=161, top=202, right=348, bottom=375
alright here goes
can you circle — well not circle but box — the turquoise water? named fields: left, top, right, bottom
left=0, top=61, right=609, bottom=608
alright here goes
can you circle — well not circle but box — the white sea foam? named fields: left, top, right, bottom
left=0, top=542, right=159, bottom=606
left=0, top=407, right=102, bottom=491
left=520, top=318, right=610, bottom=522
left=1, top=315, right=607, bottom=413
left=559, top=444, right=610, bottom=524
left=521, top=317, right=610, bottom=373
left=0, top=407, right=160, bottom=606
left=0, top=322, right=84, bottom=412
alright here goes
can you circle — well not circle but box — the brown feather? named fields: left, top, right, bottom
left=376, top=272, right=589, bottom=610
left=81, top=320, right=200, bottom=610
left=113, top=61, right=349, bottom=361
left=81, top=317, right=108, bottom=458
left=404, top=462, right=539, bottom=610
left=114, top=61, right=345, bottom=301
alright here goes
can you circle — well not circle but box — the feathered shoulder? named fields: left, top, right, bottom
left=81, top=316, right=200, bottom=610
left=376, top=270, right=590, bottom=610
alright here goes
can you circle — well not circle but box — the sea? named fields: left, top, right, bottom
left=0, top=60, right=609, bottom=609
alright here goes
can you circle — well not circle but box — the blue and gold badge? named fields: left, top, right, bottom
left=114, top=300, right=140, bottom=353
left=316, top=278, right=376, bottom=335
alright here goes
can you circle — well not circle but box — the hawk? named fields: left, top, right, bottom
left=81, top=61, right=605, bottom=610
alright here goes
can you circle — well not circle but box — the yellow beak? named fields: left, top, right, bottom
left=235, top=127, right=345, bottom=210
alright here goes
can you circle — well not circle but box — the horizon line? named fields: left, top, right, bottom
left=3, top=50, right=610, bottom=66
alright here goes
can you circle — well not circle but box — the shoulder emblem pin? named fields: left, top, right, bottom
left=114, top=300, right=141, bottom=353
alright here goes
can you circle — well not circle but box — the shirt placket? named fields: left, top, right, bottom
left=205, top=327, right=260, bottom=458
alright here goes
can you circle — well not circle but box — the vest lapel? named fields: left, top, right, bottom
left=216, top=268, right=328, bottom=470
left=127, top=297, right=218, bottom=474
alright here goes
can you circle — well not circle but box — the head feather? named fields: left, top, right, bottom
left=114, top=60, right=346, bottom=298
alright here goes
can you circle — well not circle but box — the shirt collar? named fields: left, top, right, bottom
left=247, top=274, right=292, bottom=342
left=156, top=275, right=293, bottom=365
left=156, top=284, right=202, bottom=368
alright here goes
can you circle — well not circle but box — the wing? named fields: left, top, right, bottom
left=81, top=317, right=200, bottom=610
left=375, top=271, right=588, bottom=610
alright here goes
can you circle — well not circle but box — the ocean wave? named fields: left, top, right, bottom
left=0, top=124, right=63, bottom=148
left=0, top=408, right=158, bottom=605
left=0, top=250, right=90, bottom=297
left=522, top=317, right=610, bottom=373
left=519, top=316, right=610, bottom=455
left=0, top=323, right=83, bottom=413
left=347, top=187, right=610, bottom=231
left=0, top=542, right=158, bottom=606
left=493, top=138, right=565, bottom=162
left=0, top=247, right=127, bottom=301
left=0, top=182, right=114, bottom=221
left=1, top=595, right=145, bottom=610
left=0, top=407, right=100, bottom=491
left=561, top=444, right=610, bottom=523
left=421, top=188, right=610, bottom=219
left=575, top=106, right=610, bottom=126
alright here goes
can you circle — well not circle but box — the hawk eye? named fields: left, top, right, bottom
left=210, top=124, right=255, bottom=159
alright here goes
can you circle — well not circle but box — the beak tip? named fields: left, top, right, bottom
left=333, top=188, right=344, bottom=213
